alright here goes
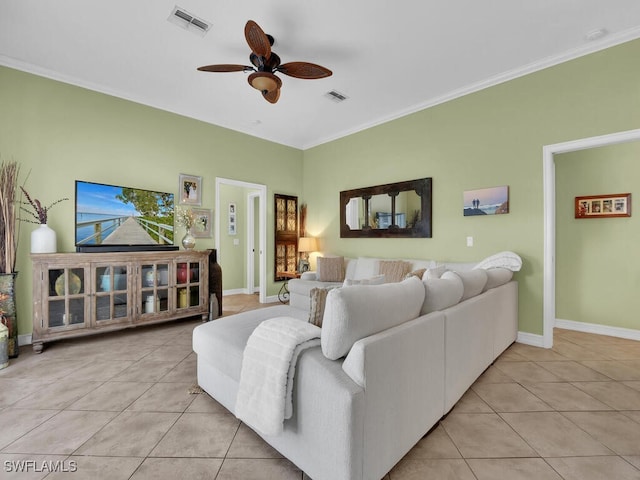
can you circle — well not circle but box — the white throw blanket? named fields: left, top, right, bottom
left=235, top=316, right=321, bottom=436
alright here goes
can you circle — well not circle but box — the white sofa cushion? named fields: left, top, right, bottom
left=352, top=257, right=379, bottom=280
left=192, top=305, right=308, bottom=382
left=442, top=270, right=488, bottom=301
left=343, top=274, right=385, bottom=286
left=473, top=251, right=522, bottom=272
left=483, top=267, right=514, bottom=292
left=421, top=275, right=464, bottom=314
left=424, top=264, right=447, bottom=279
left=321, top=276, right=425, bottom=360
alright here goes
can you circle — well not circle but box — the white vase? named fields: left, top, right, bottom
left=31, top=224, right=57, bottom=253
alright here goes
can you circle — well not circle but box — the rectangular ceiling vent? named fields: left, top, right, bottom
left=325, top=90, right=349, bottom=103
left=168, top=6, right=211, bottom=37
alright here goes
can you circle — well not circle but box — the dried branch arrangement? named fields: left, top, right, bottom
left=0, top=161, right=20, bottom=273
left=19, top=187, right=68, bottom=224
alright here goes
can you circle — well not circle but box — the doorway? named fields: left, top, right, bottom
left=542, top=128, right=640, bottom=348
left=215, top=177, right=267, bottom=303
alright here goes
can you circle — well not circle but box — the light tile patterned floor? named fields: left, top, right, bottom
left=2, top=295, right=640, bottom=479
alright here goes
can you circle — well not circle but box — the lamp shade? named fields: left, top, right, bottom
left=298, top=236, right=318, bottom=253
left=248, top=72, right=282, bottom=93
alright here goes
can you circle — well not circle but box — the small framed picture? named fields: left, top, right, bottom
left=463, top=185, right=509, bottom=216
left=191, top=208, right=212, bottom=238
left=228, top=203, right=237, bottom=235
left=179, top=174, right=202, bottom=206
left=575, top=193, right=631, bottom=218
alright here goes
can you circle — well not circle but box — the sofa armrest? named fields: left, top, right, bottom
left=300, top=271, right=317, bottom=280
left=341, top=311, right=446, bottom=480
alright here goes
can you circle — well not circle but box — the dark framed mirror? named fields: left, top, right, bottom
left=340, top=178, right=432, bottom=238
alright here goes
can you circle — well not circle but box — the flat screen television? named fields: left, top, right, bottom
left=75, top=180, right=177, bottom=252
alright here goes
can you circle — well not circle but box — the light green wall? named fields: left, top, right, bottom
left=302, top=39, right=640, bottom=336
left=3, top=38, right=640, bottom=340
left=0, top=66, right=303, bottom=337
left=556, top=142, right=640, bottom=329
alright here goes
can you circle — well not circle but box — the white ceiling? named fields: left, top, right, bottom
left=2, top=1, right=640, bottom=150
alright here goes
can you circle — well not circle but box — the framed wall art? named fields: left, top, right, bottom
left=463, top=185, right=509, bottom=216
left=179, top=174, right=202, bottom=206
left=228, top=202, right=237, bottom=235
left=191, top=208, right=212, bottom=238
left=575, top=193, right=631, bottom=218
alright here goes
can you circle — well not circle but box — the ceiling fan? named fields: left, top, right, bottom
left=197, top=20, right=332, bottom=104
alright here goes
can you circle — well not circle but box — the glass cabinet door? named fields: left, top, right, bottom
left=94, top=264, right=130, bottom=323
left=140, top=262, right=170, bottom=315
left=46, top=267, right=88, bottom=329
left=175, top=261, right=202, bottom=310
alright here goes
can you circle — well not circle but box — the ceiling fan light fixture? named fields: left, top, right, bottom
left=248, top=72, right=281, bottom=93
left=198, top=20, right=331, bottom=104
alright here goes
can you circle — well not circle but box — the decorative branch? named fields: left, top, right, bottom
left=0, top=160, right=20, bottom=274
left=19, top=187, right=68, bottom=224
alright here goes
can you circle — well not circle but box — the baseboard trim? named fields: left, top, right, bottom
left=555, top=318, right=640, bottom=341
left=18, top=333, right=32, bottom=346
left=516, top=331, right=546, bottom=348
left=223, top=288, right=249, bottom=296
left=264, top=295, right=280, bottom=304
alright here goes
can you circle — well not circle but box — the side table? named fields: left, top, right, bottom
left=277, top=271, right=301, bottom=303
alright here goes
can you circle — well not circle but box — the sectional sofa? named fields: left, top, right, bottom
left=192, top=253, right=521, bottom=480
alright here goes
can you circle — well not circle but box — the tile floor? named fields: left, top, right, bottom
left=2, top=295, right=640, bottom=479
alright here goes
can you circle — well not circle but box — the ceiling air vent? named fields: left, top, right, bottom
left=325, top=90, right=348, bottom=103
left=168, top=6, right=211, bottom=37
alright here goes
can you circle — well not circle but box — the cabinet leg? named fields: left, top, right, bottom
left=33, top=342, right=44, bottom=354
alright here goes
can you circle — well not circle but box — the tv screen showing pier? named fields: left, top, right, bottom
left=75, top=180, right=175, bottom=249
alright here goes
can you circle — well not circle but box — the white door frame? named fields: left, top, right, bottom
left=542, top=128, right=640, bottom=348
left=215, top=177, right=267, bottom=303
left=246, top=191, right=260, bottom=294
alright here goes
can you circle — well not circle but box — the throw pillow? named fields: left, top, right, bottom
left=442, top=270, right=488, bottom=301
left=343, top=274, right=386, bottom=286
left=352, top=257, right=379, bottom=280
left=321, top=276, right=425, bottom=360
left=405, top=268, right=427, bottom=280
left=308, top=287, right=336, bottom=327
left=316, top=256, right=345, bottom=282
left=424, top=264, right=447, bottom=280
left=378, top=260, right=412, bottom=283
left=421, top=275, right=464, bottom=314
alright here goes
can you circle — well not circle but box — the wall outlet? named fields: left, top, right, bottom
left=466, top=236, right=474, bottom=247
left=233, top=239, right=240, bottom=246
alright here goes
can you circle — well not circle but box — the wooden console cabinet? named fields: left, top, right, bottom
left=31, top=250, right=210, bottom=353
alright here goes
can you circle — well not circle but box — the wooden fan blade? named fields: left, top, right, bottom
left=245, top=20, right=271, bottom=60
left=262, top=88, right=280, bottom=104
left=277, top=62, right=332, bottom=79
left=197, top=64, right=251, bottom=72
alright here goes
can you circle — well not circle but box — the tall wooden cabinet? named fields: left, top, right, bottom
left=31, top=250, right=210, bottom=352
